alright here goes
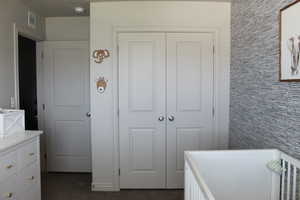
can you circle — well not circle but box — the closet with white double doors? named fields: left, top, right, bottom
left=119, top=32, right=214, bottom=189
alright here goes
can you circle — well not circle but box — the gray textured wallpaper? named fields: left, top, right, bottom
left=230, top=0, right=300, bottom=159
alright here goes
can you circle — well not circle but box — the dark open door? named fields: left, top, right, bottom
left=18, top=35, right=38, bottom=130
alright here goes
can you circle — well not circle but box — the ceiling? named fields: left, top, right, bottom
left=21, top=0, right=231, bottom=17
left=21, top=0, right=91, bottom=17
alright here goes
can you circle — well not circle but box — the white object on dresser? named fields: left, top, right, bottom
left=0, top=131, right=42, bottom=200
left=0, top=110, right=25, bottom=138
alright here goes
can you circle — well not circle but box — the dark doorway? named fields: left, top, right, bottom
left=18, top=35, right=38, bottom=130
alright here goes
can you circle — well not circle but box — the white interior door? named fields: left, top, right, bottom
left=43, top=41, right=91, bottom=172
left=119, top=33, right=166, bottom=188
left=166, top=33, right=214, bottom=188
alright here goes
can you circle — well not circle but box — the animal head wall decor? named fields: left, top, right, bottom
left=92, top=49, right=110, bottom=63
left=96, top=77, right=108, bottom=93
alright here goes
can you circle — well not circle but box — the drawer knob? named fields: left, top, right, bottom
left=6, top=165, right=13, bottom=169
left=4, top=192, right=13, bottom=198
left=28, top=176, right=35, bottom=180
left=29, top=152, right=35, bottom=156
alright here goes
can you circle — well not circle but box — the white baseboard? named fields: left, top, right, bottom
left=91, top=182, right=119, bottom=191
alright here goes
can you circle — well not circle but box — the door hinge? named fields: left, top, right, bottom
left=118, top=168, right=121, bottom=176
left=212, top=107, right=215, bottom=117
left=213, top=45, right=215, bottom=54
left=117, top=108, right=120, bottom=116
left=42, top=104, right=45, bottom=111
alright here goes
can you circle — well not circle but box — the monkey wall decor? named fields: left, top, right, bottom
left=92, top=49, right=110, bottom=63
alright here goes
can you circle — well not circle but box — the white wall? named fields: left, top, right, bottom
left=45, top=17, right=89, bottom=41
left=0, top=0, right=45, bottom=108
left=90, top=1, right=231, bottom=191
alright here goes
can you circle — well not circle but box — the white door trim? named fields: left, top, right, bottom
left=108, top=25, right=229, bottom=191
left=13, top=23, right=43, bottom=109
left=13, top=23, right=46, bottom=171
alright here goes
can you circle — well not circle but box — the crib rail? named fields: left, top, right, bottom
left=185, top=150, right=300, bottom=200
left=280, top=153, right=300, bottom=200
left=185, top=153, right=215, bottom=200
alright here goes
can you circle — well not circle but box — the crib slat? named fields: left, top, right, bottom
left=193, top=176, right=196, bottom=200
left=186, top=165, right=191, bottom=200
left=287, top=162, right=291, bottom=200
left=197, top=183, right=200, bottom=200
left=192, top=173, right=195, bottom=200
left=195, top=181, right=199, bottom=200
left=197, top=188, right=200, bottom=200
left=292, top=166, right=296, bottom=200
left=281, top=161, right=286, bottom=200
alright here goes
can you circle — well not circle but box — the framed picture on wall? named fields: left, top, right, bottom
left=280, top=0, right=300, bottom=81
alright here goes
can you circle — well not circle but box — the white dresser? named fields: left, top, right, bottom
left=0, top=131, right=42, bottom=200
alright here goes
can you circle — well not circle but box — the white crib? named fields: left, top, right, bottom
left=185, top=150, right=300, bottom=200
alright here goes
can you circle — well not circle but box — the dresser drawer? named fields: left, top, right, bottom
left=0, top=151, right=17, bottom=182
left=0, top=175, right=17, bottom=200
left=18, top=187, right=40, bottom=200
left=18, top=162, right=39, bottom=193
left=19, top=140, right=38, bottom=169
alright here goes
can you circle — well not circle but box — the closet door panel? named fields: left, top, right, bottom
left=119, top=33, right=166, bottom=188
left=166, top=33, right=215, bottom=188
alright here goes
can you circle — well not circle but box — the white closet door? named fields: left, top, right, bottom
left=119, top=33, right=166, bottom=188
left=43, top=41, right=91, bottom=172
left=166, top=33, right=214, bottom=188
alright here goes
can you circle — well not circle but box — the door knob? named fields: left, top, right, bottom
left=6, top=165, right=13, bottom=169
left=168, top=116, right=175, bottom=122
left=4, top=193, right=13, bottom=198
left=86, top=112, right=91, bottom=118
left=158, top=116, right=165, bottom=121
